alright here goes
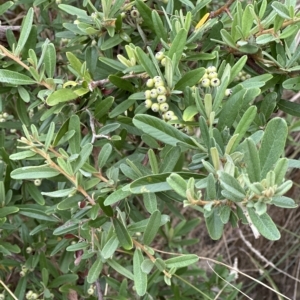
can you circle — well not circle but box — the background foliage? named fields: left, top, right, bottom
left=0, top=0, right=300, bottom=299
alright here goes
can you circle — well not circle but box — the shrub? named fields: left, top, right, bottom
left=0, top=0, right=299, bottom=299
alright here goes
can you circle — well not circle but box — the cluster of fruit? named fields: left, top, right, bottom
left=25, top=290, right=40, bottom=300
left=199, top=66, right=221, bottom=88
left=234, top=70, right=251, bottom=81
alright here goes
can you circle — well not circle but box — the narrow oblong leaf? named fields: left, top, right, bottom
left=259, top=118, right=288, bottom=178
left=165, top=254, right=198, bottom=268
left=113, top=218, right=133, bottom=250
left=248, top=208, right=280, bottom=240
left=143, top=210, right=161, bottom=245
left=46, top=89, right=78, bottom=106
left=44, top=43, right=56, bottom=78
left=271, top=196, right=297, bottom=208
left=166, top=173, right=187, bottom=198
left=205, top=208, right=224, bottom=240
left=174, top=68, right=206, bottom=90
left=87, top=257, right=103, bottom=283
left=0, top=206, right=19, bottom=218
left=102, top=235, right=119, bottom=259
left=98, top=143, right=112, bottom=168
left=107, top=259, right=134, bottom=280
left=0, top=70, right=36, bottom=85
left=10, top=165, right=60, bottom=179
left=135, top=47, right=157, bottom=78
left=133, top=249, right=147, bottom=296
left=152, top=10, right=168, bottom=41
left=104, top=186, right=131, bottom=206
left=167, top=28, right=188, bottom=66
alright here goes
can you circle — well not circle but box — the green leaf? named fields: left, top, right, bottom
left=49, top=274, right=79, bottom=288
left=219, top=171, right=246, bottom=202
left=174, top=68, right=206, bottom=90
left=271, top=196, right=297, bottom=208
left=271, top=1, right=291, bottom=19
left=44, top=43, right=56, bottom=78
left=231, top=106, right=257, bottom=152
left=87, top=257, right=103, bottom=284
left=143, top=193, right=157, bottom=214
left=73, top=143, right=93, bottom=172
left=205, top=208, right=224, bottom=240
left=135, top=0, right=155, bottom=31
left=68, top=115, right=81, bottom=155
left=229, top=55, right=247, bottom=83
left=18, top=86, right=30, bottom=103
left=167, top=28, right=188, bottom=66
left=46, top=89, right=78, bottom=106
left=9, top=150, right=36, bottom=160
left=57, top=194, right=84, bottom=210
left=107, top=259, right=134, bottom=280
left=10, top=165, right=60, bottom=179
left=104, top=186, right=131, bottom=206
left=0, top=206, right=19, bottom=218
left=165, top=254, right=198, bottom=268
left=242, top=5, right=254, bottom=38
left=0, top=70, right=36, bottom=85
left=95, top=96, right=114, bottom=119
left=148, top=149, right=159, bottom=174
left=25, top=182, right=45, bottom=205
left=220, top=29, right=237, bottom=48
left=152, top=10, right=168, bottom=41
left=278, top=99, right=300, bottom=117
left=133, top=249, right=147, bottom=296
left=102, top=235, right=119, bottom=259
left=109, top=99, right=135, bottom=118
left=113, top=218, right=133, bottom=250
left=109, top=75, right=134, bottom=92
left=143, top=210, right=161, bottom=245
left=98, top=143, right=112, bottom=168
left=66, top=241, right=89, bottom=251
left=240, top=138, right=261, bottom=182
left=15, top=8, right=34, bottom=55
left=259, top=118, right=288, bottom=178
left=53, top=220, right=79, bottom=235
left=0, top=2, right=13, bottom=15
left=58, top=4, right=88, bottom=18
left=166, top=173, right=187, bottom=198
left=141, top=259, right=154, bottom=274
left=159, top=146, right=181, bottom=172
left=133, top=114, right=196, bottom=148
left=248, top=208, right=280, bottom=240
left=135, top=47, right=157, bottom=78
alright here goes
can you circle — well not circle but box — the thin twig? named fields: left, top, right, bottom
left=0, top=279, right=18, bottom=300
left=209, top=0, right=236, bottom=19
left=95, top=279, right=103, bottom=300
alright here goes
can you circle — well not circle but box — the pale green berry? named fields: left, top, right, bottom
left=225, top=89, right=232, bottom=97
left=159, top=103, right=169, bottom=112
left=157, top=86, right=167, bottom=95
left=201, top=73, right=208, bottom=80
left=165, top=111, right=175, bottom=120
left=91, top=40, right=97, bottom=46
left=74, top=20, right=80, bottom=25
left=161, top=57, right=166, bottom=66
left=146, top=79, right=154, bottom=88
left=238, top=71, right=243, bottom=77
left=162, top=0, right=168, bottom=3
left=210, top=78, right=220, bottom=87
left=201, top=78, right=211, bottom=88
left=155, top=52, right=164, bottom=61
left=246, top=74, right=251, bottom=79
left=206, top=66, right=217, bottom=73
left=183, top=126, right=194, bottom=135
left=31, top=293, right=38, bottom=300
left=144, top=90, right=151, bottom=99
left=154, top=80, right=164, bottom=88
left=20, top=271, right=26, bottom=277
left=207, top=72, right=218, bottom=79
left=26, top=247, right=33, bottom=254
left=2, top=112, right=9, bottom=118
left=0, top=294, right=5, bottom=300
left=0, top=118, right=5, bottom=123
left=240, top=76, right=246, bottom=81
left=150, top=89, right=158, bottom=99
left=26, top=291, right=33, bottom=299
left=87, top=288, right=94, bottom=295
left=144, top=99, right=152, bottom=109
left=34, top=179, right=42, bottom=186
left=153, top=76, right=162, bottom=82
left=151, top=103, right=160, bottom=112
left=174, top=123, right=183, bottom=128
left=157, top=95, right=167, bottom=103
left=130, top=9, right=140, bottom=18
left=121, top=12, right=126, bottom=19
left=10, top=129, right=17, bottom=133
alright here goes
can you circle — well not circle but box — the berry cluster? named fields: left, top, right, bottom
left=199, top=66, right=221, bottom=88
left=155, top=51, right=167, bottom=66
left=144, top=76, right=170, bottom=113
left=25, top=291, right=39, bottom=300
left=235, top=70, right=251, bottom=81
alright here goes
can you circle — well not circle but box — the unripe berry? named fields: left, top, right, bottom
left=121, top=12, right=126, bottom=19
left=174, top=123, right=183, bottom=129
left=87, top=288, right=94, bottom=295
left=201, top=78, right=210, bottom=88
left=240, top=76, right=246, bottom=81
left=0, top=294, right=5, bottom=300
left=144, top=99, right=152, bottom=109
left=159, top=103, right=169, bottom=112
left=0, top=118, right=5, bottom=123
left=31, top=293, right=38, bottom=300
left=153, top=76, right=162, bottom=82
left=26, top=247, right=33, bottom=254
left=10, top=129, right=17, bottom=133
left=155, top=52, right=164, bottom=61
left=210, top=78, right=220, bottom=87
left=183, top=126, right=194, bottom=135
left=146, top=79, right=154, bottom=88
left=206, top=66, right=217, bottom=73
left=2, top=112, right=9, bottom=118
left=151, top=103, right=160, bottom=112
left=157, top=86, right=167, bottom=95
left=26, top=291, right=33, bottom=299
left=20, top=270, right=26, bottom=277
left=150, top=89, right=158, bottom=99
left=225, top=89, right=232, bottom=96
left=130, top=9, right=140, bottom=18
left=157, top=95, right=167, bottom=103
left=165, top=111, right=175, bottom=120
left=246, top=74, right=251, bottom=79
left=155, top=80, right=164, bottom=88
left=201, top=73, right=208, bottom=80
left=34, top=179, right=42, bottom=186
left=207, top=72, right=218, bottom=79
left=161, top=57, right=166, bottom=66
left=144, top=90, right=151, bottom=99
